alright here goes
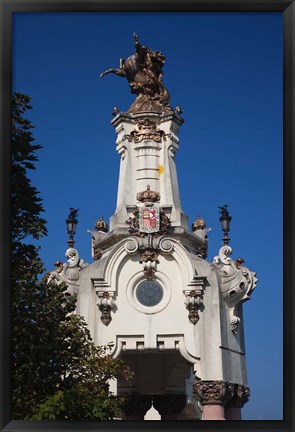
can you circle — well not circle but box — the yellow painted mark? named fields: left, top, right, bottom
left=158, top=165, right=164, bottom=175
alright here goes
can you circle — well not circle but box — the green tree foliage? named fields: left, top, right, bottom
left=11, top=93, right=132, bottom=420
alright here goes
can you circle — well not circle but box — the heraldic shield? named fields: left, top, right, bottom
left=139, top=204, right=160, bottom=234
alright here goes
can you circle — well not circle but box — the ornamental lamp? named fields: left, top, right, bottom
left=66, top=207, right=79, bottom=248
left=218, top=205, right=232, bottom=245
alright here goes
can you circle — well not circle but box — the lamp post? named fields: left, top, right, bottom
left=66, top=208, right=79, bottom=248
left=218, top=205, right=232, bottom=246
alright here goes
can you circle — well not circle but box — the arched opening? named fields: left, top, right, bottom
left=116, top=349, right=201, bottom=420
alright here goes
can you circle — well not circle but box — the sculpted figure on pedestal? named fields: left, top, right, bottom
left=100, top=33, right=172, bottom=114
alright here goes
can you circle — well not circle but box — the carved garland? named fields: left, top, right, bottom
left=123, top=118, right=171, bottom=143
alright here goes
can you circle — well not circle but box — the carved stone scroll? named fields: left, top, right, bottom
left=213, top=245, right=257, bottom=333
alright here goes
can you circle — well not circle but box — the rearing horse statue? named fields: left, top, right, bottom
left=99, top=33, right=172, bottom=114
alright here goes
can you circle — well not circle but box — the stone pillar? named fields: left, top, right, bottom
left=225, top=406, right=241, bottom=420
left=225, top=384, right=250, bottom=420
left=193, top=380, right=233, bottom=420
left=203, top=405, right=226, bottom=420
left=152, top=394, right=186, bottom=420
left=110, top=112, right=188, bottom=231
left=121, top=394, right=152, bottom=420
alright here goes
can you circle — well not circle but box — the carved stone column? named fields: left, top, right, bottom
left=121, top=394, right=152, bottom=420
left=225, top=384, right=250, bottom=420
left=193, top=380, right=233, bottom=420
left=152, top=394, right=186, bottom=420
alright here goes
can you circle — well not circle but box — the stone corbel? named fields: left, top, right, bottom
left=96, top=291, right=115, bottom=326
left=213, top=245, right=258, bottom=333
left=184, top=273, right=206, bottom=324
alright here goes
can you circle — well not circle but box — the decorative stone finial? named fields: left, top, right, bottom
left=136, top=185, right=160, bottom=203
left=95, top=216, right=108, bottom=232
left=192, top=215, right=206, bottom=231
left=112, top=106, right=120, bottom=116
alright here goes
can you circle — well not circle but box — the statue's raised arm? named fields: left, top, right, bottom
left=99, top=33, right=172, bottom=114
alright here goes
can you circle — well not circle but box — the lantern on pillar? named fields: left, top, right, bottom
left=218, top=205, right=232, bottom=245
left=66, top=208, right=79, bottom=248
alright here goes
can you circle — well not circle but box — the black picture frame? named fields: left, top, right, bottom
left=1, top=1, right=294, bottom=432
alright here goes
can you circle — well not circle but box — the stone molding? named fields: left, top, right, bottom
left=193, top=380, right=250, bottom=408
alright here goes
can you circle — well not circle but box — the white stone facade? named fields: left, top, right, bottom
left=53, top=111, right=257, bottom=420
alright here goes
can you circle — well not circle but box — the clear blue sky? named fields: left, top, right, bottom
left=12, top=12, right=283, bottom=420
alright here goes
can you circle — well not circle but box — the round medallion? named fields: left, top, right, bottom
left=136, top=280, right=164, bottom=307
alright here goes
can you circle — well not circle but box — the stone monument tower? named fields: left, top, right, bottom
left=51, top=34, right=257, bottom=420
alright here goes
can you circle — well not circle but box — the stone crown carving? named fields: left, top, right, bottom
left=136, top=185, right=160, bottom=203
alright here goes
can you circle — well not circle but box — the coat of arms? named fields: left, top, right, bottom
left=139, top=204, right=160, bottom=234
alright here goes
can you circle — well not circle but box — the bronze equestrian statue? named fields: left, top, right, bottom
left=100, top=33, right=172, bottom=114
